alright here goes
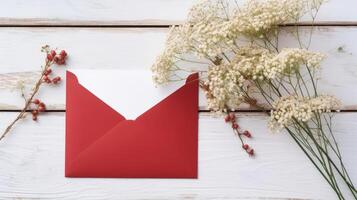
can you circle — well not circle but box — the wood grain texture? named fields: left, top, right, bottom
left=0, top=27, right=357, bottom=110
left=0, top=0, right=357, bottom=26
left=0, top=112, right=356, bottom=200
left=0, top=1, right=357, bottom=199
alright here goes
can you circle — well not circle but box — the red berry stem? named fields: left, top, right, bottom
left=224, top=111, right=255, bottom=156
left=0, top=46, right=68, bottom=141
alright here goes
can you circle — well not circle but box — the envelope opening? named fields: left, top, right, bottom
left=67, top=69, right=192, bottom=120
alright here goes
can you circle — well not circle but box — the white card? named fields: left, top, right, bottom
left=68, top=69, right=186, bottom=120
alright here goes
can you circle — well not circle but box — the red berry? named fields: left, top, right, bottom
left=229, top=112, right=236, bottom=120
left=32, top=115, right=37, bottom=121
left=60, top=50, right=67, bottom=57
left=59, top=59, right=66, bottom=65
left=43, top=76, right=51, bottom=83
left=52, top=76, right=61, bottom=84
left=232, top=123, right=239, bottom=129
left=50, top=50, right=56, bottom=57
left=38, top=106, right=45, bottom=112
left=54, top=55, right=66, bottom=65
left=248, top=149, right=254, bottom=156
left=38, top=102, right=46, bottom=112
left=32, top=110, right=39, bottom=116
left=47, top=54, right=53, bottom=61
left=242, top=144, right=249, bottom=150
left=44, top=69, right=52, bottom=75
left=224, top=115, right=230, bottom=122
left=243, top=130, right=252, bottom=138
left=53, top=55, right=60, bottom=63
left=33, top=99, right=40, bottom=104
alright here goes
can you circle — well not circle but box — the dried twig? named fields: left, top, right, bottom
left=0, top=45, right=68, bottom=142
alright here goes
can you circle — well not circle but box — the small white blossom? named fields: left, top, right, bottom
left=205, top=62, right=246, bottom=111
left=269, top=95, right=341, bottom=130
left=151, top=26, right=190, bottom=85
left=263, top=48, right=324, bottom=79
left=230, top=46, right=324, bottom=80
left=202, top=46, right=325, bottom=112
left=229, top=0, right=308, bottom=37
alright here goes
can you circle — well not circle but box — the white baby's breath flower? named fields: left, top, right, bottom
left=228, top=46, right=324, bottom=80
left=185, top=0, right=233, bottom=58
left=151, top=26, right=191, bottom=85
left=229, top=0, right=308, bottom=38
left=151, top=0, right=322, bottom=85
left=205, top=61, right=246, bottom=111
left=269, top=95, right=341, bottom=130
left=263, top=48, right=324, bottom=79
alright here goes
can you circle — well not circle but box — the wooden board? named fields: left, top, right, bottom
left=0, top=0, right=357, bottom=25
left=0, top=112, right=356, bottom=200
left=1, top=27, right=357, bottom=110
left=1, top=0, right=357, bottom=199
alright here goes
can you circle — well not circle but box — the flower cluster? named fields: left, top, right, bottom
left=232, top=47, right=324, bottom=80
left=204, top=61, right=246, bottom=111
left=151, top=1, right=230, bottom=84
left=270, top=48, right=324, bottom=76
left=185, top=0, right=231, bottom=58
left=269, top=95, right=341, bottom=129
left=151, top=51, right=175, bottom=85
left=151, top=0, right=322, bottom=85
left=203, top=46, right=324, bottom=111
left=149, top=1, right=357, bottom=198
left=230, top=46, right=273, bottom=81
left=151, top=26, right=189, bottom=85
left=229, top=0, right=307, bottom=37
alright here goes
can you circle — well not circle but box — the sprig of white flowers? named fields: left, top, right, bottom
left=152, top=0, right=317, bottom=84
left=204, top=47, right=324, bottom=112
left=269, top=95, right=341, bottom=129
left=151, top=0, right=357, bottom=198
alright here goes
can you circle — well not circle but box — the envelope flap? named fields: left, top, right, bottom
left=66, top=71, right=126, bottom=169
left=69, top=69, right=187, bottom=120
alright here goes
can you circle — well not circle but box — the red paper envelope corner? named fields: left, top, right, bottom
left=65, top=71, right=199, bottom=178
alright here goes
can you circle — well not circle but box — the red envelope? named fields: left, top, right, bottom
left=65, top=70, right=199, bottom=178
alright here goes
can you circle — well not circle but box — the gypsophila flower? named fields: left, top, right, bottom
left=151, top=50, right=176, bottom=85
left=230, top=46, right=274, bottom=80
left=205, top=62, right=246, bottom=111
left=151, top=0, right=322, bottom=85
left=185, top=0, right=232, bottom=58
left=261, top=48, right=324, bottom=79
left=228, top=0, right=307, bottom=38
left=228, top=47, right=324, bottom=81
left=152, top=0, right=234, bottom=85
left=202, top=46, right=325, bottom=112
left=149, top=1, right=357, bottom=197
left=151, top=26, right=191, bottom=85
left=269, top=95, right=341, bottom=129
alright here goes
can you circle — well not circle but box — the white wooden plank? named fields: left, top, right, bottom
left=0, top=27, right=357, bottom=110
left=0, top=0, right=356, bottom=25
left=0, top=112, right=356, bottom=199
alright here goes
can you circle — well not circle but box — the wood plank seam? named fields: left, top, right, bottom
left=0, top=22, right=357, bottom=28
left=0, top=109, right=355, bottom=112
